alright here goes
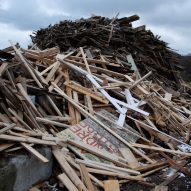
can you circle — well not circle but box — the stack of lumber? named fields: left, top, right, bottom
left=0, top=15, right=191, bottom=191
left=31, top=15, right=181, bottom=90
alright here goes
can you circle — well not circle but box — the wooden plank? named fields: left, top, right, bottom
left=67, top=139, right=129, bottom=167
left=0, top=134, right=56, bottom=145
left=104, top=180, right=120, bottom=191
left=64, top=69, right=77, bottom=125
left=57, top=173, right=78, bottom=191
left=40, top=62, right=58, bottom=76
left=80, top=47, right=91, bottom=74
left=48, top=72, right=63, bottom=92
left=69, top=55, right=111, bottom=66
left=45, top=95, right=63, bottom=116
left=80, top=163, right=95, bottom=191
left=36, top=117, right=71, bottom=128
left=119, top=147, right=140, bottom=168
left=45, top=61, right=60, bottom=82
left=0, top=123, right=16, bottom=134
left=65, top=81, right=109, bottom=104
left=52, top=148, right=88, bottom=191
left=21, top=142, right=49, bottom=163
left=65, top=58, right=125, bottom=78
left=85, top=95, right=93, bottom=114
left=86, top=168, right=143, bottom=181
left=73, top=91, right=81, bottom=123
left=76, top=159, right=140, bottom=175
left=131, top=143, right=191, bottom=156
left=39, top=47, right=59, bottom=57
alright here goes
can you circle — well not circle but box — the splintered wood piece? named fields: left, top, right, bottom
left=57, top=173, right=78, bottom=191
left=104, top=180, right=120, bottom=191
left=21, top=142, right=49, bottom=163
left=119, top=147, right=140, bottom=168
left=52, top=148, right=88, bottom=191
left=80, top=163, right=95, bottom=191
left=0, top=123, right=16, bottom=134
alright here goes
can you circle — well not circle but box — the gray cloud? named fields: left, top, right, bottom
left=0, top=0, right=190, bottom=54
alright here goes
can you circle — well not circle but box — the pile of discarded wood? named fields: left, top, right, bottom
left=31, top=15, right=181, bottom=90
left=0, top=15, right=191, bottom=191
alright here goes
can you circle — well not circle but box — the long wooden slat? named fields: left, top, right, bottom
left=0, top=134, right=56, bottom=145
left=67, top=139, right=129, bottom=167
left=104, top=180, right=120, bottom=191
left=65, top=81, right=109, bottom=104
left=0, top=123, right=16, bottom=134
left=57, top=173, right=78, bottom=191
left=21, top=142, right=49, bottom=163
left=131, top=143, right=191, bottom=156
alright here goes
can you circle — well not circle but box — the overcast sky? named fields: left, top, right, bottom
left=0, top=0, right=190, bottom=55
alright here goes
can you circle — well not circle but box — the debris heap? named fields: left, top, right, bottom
left=31, top=15, right=181, bottom=89
left=0, top=15, right=191, bottom=191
